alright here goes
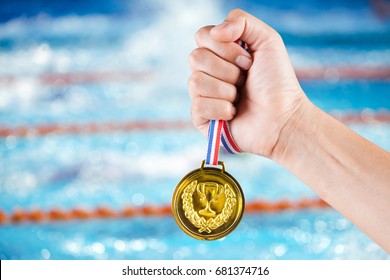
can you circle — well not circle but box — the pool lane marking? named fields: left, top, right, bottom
left=0, top=66, right=389, bottom=86
left=0, top=111, right=390, bottom=138
left=0, top=198, right=330, bottom=225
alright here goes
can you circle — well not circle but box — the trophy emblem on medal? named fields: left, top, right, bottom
left=197, top=182, right=224, bottom=218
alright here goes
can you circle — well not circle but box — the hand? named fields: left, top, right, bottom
left=188, top=9, right=307, bottom=157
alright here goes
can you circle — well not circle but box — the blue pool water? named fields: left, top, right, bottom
left=0, top=0, right=389, bottom=259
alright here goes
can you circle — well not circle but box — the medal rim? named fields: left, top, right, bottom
left=172, top=161, right=245, bottom=241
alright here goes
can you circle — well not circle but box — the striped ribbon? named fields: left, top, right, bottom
left=205, top=120, right=242, bottom=165
left=205, top=40, right=248, bottom=166
left=235, top=39, right=249, bottom=52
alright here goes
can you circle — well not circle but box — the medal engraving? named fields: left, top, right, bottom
left=172, top=160, right=244, bottom=240
left=182, top=180, right=236, bottom=233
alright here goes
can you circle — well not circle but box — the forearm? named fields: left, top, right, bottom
left=271, top=97, right=390, bottom=253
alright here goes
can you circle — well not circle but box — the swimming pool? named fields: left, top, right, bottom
left=0, top=0, right=389, bottom=259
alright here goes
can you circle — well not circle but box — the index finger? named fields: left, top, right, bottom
left=195, top=26, right=252, bottom=70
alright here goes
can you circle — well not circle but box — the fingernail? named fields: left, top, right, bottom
left=236, top=55, right=252, bottom=70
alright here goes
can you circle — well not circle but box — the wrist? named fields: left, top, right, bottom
left=268, top=94, right=316, bottom=164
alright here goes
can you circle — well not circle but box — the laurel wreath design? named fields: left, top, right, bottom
left=182, top=180, right=236, bottom=233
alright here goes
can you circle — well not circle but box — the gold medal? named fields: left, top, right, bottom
left=172, top=160, right=244, bottom=240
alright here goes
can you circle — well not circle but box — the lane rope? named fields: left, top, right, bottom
left=0, top=66, right=389, bottom=86
left=0, top=198, right=330, bottom=225
left=0, top=111, right=389, bottom=138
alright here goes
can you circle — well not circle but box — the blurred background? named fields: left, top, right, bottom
left=0, top=0, right=389, bottom=259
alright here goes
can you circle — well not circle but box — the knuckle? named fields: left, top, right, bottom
left=188, top=48, right=205, bottom=66
left=228, top=8, right=244, bottom=18
left=215, top=82, right=233, bottom=102
left=190, top=114, right=198, bottom=127
left=187, top=72, right=203, bottom=98
left=194, top=28, right=203, bottom=45
left=191, top=97, right=203, bottom=115
left=195, top=25, right=214, bottom=44
left=195, top=26, right=209, bottom=46
left=188, top=71, right=203, bottom=89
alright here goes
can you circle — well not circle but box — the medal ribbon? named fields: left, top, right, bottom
left=205, top=120, right=242, bottom=166
left=205, top=40, right=248, bottom=166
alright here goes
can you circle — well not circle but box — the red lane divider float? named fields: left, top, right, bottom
left=295, top=66, right=390, bottom=81
left=40, top=70, right=155, bottom=85
left=0, top=66, right=389, bottom=86
left=0, top=120, right=193, bottom=137
left=0, top=70, right=154, bottom=86
left=0, top=111, right=389, bottom=138
left=330, top=110, right=390, bottom=124
left=0, top=198, right=330, bottom=225
left=370, top=0, right=390, bottom=19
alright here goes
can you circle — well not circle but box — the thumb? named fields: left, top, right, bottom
left=210, top=9, right=281, bottom=51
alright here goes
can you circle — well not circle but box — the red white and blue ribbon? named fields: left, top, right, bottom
left=221, top=121, right=241, bottom=155
left=235, top=39, right=249, bottom=52
left=205, top=120, right=242, bottom=166
left=204, top=40, right=248, bottom=166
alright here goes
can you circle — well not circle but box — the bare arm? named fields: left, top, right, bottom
left=188, top=8, right=390, bottom=253
left=272, top=97, right=390, bottom=253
